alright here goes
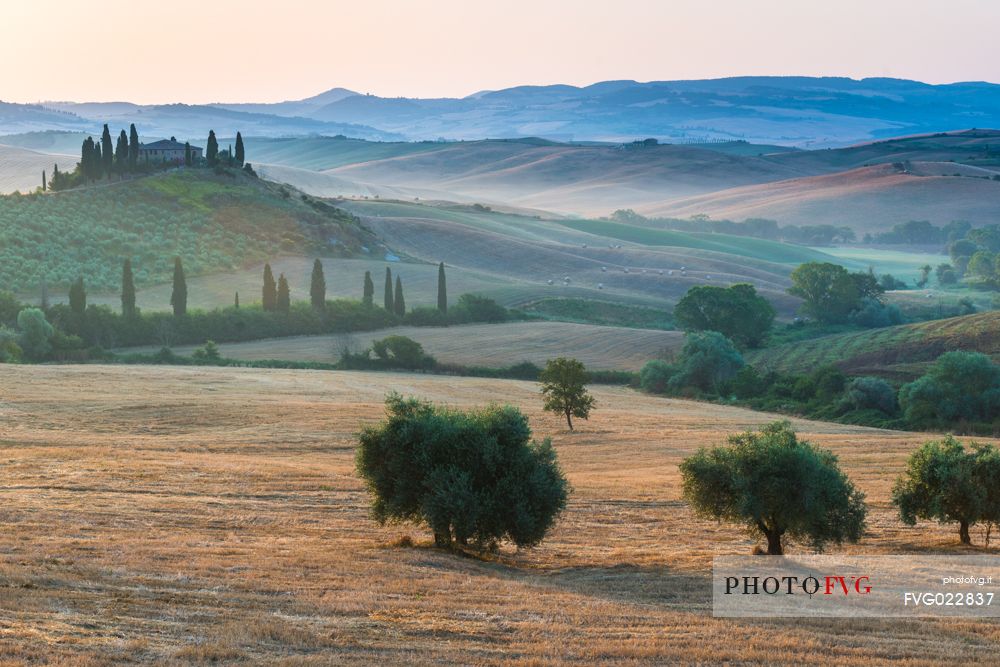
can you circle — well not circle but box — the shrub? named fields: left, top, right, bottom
left=841, top=377, right=898, bottom=415
left=192, top=340, right=221, bottom=361
left=355, top=395, right=569, bottom=550
left=680, top=421, right=867, bottom=554
left=669, top=331, right=744, bottom=394
left=673, top=284, right=775, bottom=348
left=450, top=294, right=508, bottom=324
left=16, top=308, right=54, bottom=361
left=639, top=360, right=675, bottom=394
left=0, top=327, right=22, bottom=362
left=899, top=351, right=1000, bottom=428
left=892, top=437, right=1000, bottom=544
left=403, top=307, right=449, bottom=327
left=849, top=297, right=904, bottom=328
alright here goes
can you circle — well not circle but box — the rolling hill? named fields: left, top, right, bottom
left=748, top=311, right=1000, bottom=380
left=642, top=162, right=1000, bottom=230
left=0, top=169, right=373, bottom=293
left=0, top=143, right=73, bottom=193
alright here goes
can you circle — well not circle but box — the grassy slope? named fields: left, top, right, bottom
left=0, top=143, right=75, bottom=194
left=1, top=169, right=370, bottom=292
left=748, top=311, right=1000, bottom=379
left=4, top=363, right=999, bottom=665
left=119, top=321, right=682, bottom=371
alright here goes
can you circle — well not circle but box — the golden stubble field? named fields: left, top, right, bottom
left=1, top=364, right=999, bottom=665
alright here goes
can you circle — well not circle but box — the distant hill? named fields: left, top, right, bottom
left=0, top=169, right=373, bottom=293
left=748, top=312, right=1000, bottom=380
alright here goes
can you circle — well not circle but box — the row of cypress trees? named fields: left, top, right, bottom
left=77, top=257, right=449, bottom=321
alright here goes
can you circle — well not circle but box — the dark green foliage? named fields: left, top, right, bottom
left=100, top=124, right=113, bottom=180
left=277, top=274, right=291, bottom=313
left=362, top=271, right=374, bottom=306
left=639, top=359, right=675, bottom=394
left=899, top=351, right=1000, bottom=428
left=310, top=259, right=326, bottom=309
left=673, top=283, right=774, bottom=348
left=681, top=421, right=867, bottom=554
left=16, top=308, right=54, bottom=361
left=370, top=335, right=435, bottom=369
left=69, top=277, right=86, bottom=315
left=892, top=437, right=1000, bottom=544
left=879, top=273, right=908, bottom=291
left=0, top=327, right=21, bottom=363
left=383, top=267, right=393, bottom=312
left=262, top=263, right=277, bottom=311
left=115, top=131, right=128, bottom=178
left=849, top=297, right=903, bottom=328
left=128, top=124, right=139, bottom=171
left=788, top=262, right=883, bottom=324
left=234, top=292, right=239, bottom=309
left=402, top=306, right=448, bottom=326
left=669, top=331, right=744, bottom=394
left=121, top=259, right=136, bottom=318
left=184, top=142, right=192, bottom=167
left=450, top=294, right=507, bottom=324
left=393, top=276, right=405, bottom=316
left=235, top=132, right=245, bottom=167
left=355, top=395, right=569, bottom=549
left=841, top=376, right=898, bottom=415
left=0, top=290, right=23, bottom=328
left=41, top=170, right=46, bottom=192
left=437, top=262, right=447, bottom=314
left=539, top=357, right=595, bottom=430
left=170, top=257, right=187, bottom=317
left=206, top=130, right=219, bottom=166
left=192, top=339, right=221, bottom=361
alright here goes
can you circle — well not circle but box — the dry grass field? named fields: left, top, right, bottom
left=2, top=364, right=1000, bottom=664
left=122, top=321, right=683, bottom=371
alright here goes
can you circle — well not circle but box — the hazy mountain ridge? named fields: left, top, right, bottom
left=13, top=76, right=1000, bottom=146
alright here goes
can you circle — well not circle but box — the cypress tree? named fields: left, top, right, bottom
left=437, top=262, right=447, bottom=314
left=184, top=142, right=192, bottom=166
left=235, top=131, right=245, bottom=167
left=394, top=276, right=405, bottom=317
left=362, top=271, right=374, bottom=306
left=51, top=164, right=60, bottom=191
left=234, top=291, right=240, bottom=309
left=262, top=263, right=277, bottom=311
left=128, top=123, right=139, bottom=171
left=93, top=143, right=102, bottom=181
left=310, top=259, right=326, bottom=309
left=80, top=137, right=95, bottom=182
left=383, top=267, right=393, bottom=312
left=69, top=277, right=86, bottom=315
left=277, top=274, right=291, bottom=313
left=206, top=130, right=219, bottom=166
left=41, top=170, right=46, bottom=192
left=170, top=257, right=187, bottom=317
left=115, top=130, right=128, bottom=178
left=100, top=124, right=113, bottom=179
left=121, top=258, right=136, bottom=318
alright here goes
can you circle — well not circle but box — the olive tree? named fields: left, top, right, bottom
left=680, top=421, right=867, bottom=555
left=892, top=437, right=1000, bottom=545
left=355, top=395, right=569, bottom=550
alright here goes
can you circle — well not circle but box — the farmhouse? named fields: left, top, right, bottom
left=138, top=138, right=202, bottom=164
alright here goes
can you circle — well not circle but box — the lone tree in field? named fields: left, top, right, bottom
left=277, top=274, right=291, bottom=313
left=310, top=259, right=326, bottom=309
left=262, top=263, right=277, bottom=311
left=539, top=357, right=595, bottom=430
left=437, top=262, right=447, bottom=314
left=206, top=130, right=219, bottom=166
left=680, top=421, right=867, bottom=555
left=170, top=257, right=187, bottom=317
left=394, top=276, right=406, bottom=316
left=121, top=258, right=136, bottom=318
left=362, top=271, right=375, bottom=306
left=356, top=394, right=569, bottom=550
left=383, top=267, right=394, bottom=312
left=69, top=277, right=87, bottom=316
left=892, top=437, right=1000, bottom=545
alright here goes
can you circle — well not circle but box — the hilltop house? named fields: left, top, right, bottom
left=138, top=138, right=202, bottom=164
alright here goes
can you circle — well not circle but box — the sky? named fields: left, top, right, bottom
left=2, top=0, right=999, bottom=104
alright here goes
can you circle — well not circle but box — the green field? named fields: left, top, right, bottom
left=1, top=169, right=369, bottom=292
left=748, top=311, right=1000, bottom=379
left=816, top=246, right=950, bottom=283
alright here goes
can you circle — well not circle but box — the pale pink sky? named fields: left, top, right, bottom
left=2, top=0, right=998, bottom=104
